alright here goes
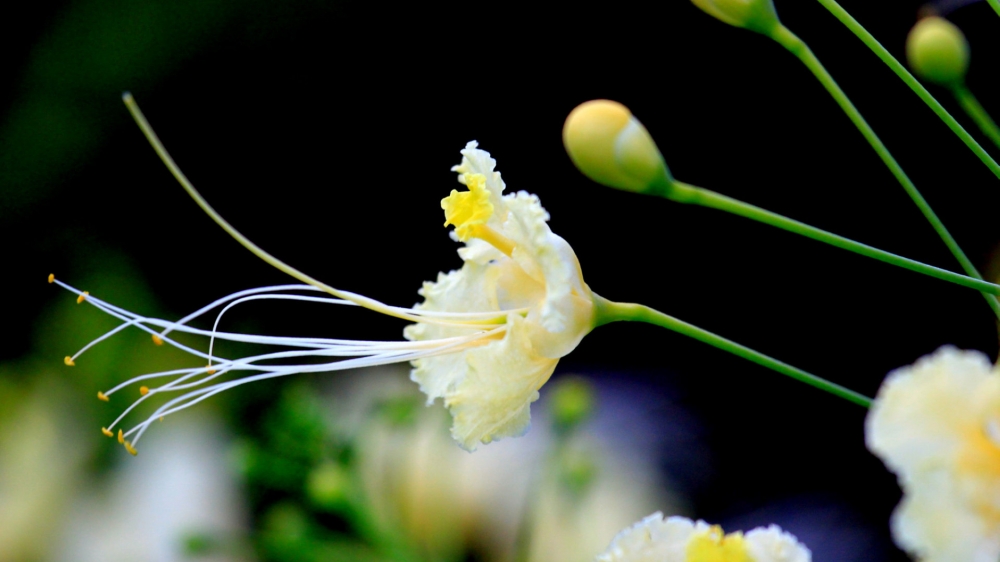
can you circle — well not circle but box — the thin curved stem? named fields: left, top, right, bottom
left=954, top=85, right=1000, bottom=151
left=594, top=296, right=872, bottom=407
left=812, top=0, right=1000, bottom=180
left=766, top=25, right=1000, bottom=319
left=989, top=0, right=1000, bottom=17
left=663, top=181, right=1000, bottom=304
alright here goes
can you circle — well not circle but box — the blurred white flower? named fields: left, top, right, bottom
left=596, top=512, right=810, bottom=562
left=0, top=376, right=88, bottom=562
left=53, top=414, right=250, bottom=562
left=866, top=346, right=1000, bottom=562
left=329, top=367, right=676, bottom=562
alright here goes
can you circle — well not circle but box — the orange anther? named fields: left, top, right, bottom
left=101, top=427, right=114, bottom=437
left=206, top=365, right=216, bottom=375
left=76, top=291, right=89, bottom=304
left=139, top=386, right=149, bottom=396
left=48, top=273, right=55, bottom=283
left=64, top=356, right=75, bottom=366
left=124, top=441, right=138, bottom=456
left=97, top=391, right=109, bottom=402
left=151, top=334, right=164, bottom=346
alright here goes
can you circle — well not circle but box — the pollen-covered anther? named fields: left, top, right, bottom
left=76, top=291, right=89, bottom=304
left=206, top=365, right=216, bottom=375
left=97, top=391, right=109, bottom=402
left=139, top=386, right=150, bottom=396
left=64, top=356, right=75, bottom=366
left=48, top=273, right=55, bottom=283
left=101, top=427, right=114, bottom=437
left=117, top=429, right=124, bottom=444
left=151, top=334, right=164, bottom=346
left=123, top=440, right=138, bottom=456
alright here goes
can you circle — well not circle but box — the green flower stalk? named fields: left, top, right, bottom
left=907, top=17, right=1000, bottom=152
left=813, top=0, right=1000, bottom=181
left=563, top=100, right=1000, bottom=316
left=688, top=1, right=1000, bottom=317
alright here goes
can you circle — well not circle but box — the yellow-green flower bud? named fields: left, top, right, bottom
left=906, top=17, right=969, bottom=88
left=563, top=100, right=671, bottom=194
left=691, top=0, right=779, bottom=34
left=306, top=461, right=351, bottom=510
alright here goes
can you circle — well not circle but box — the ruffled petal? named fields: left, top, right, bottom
left=891, top=470, right=1000, bottom=562
left=444, top=314, right=558, bottom=451
left=451, top=141, right=507, bottom=225
left=404, top=263, right=500, bottom=403
left=744, top=525, right=811, bottom=562
left=502, top=192, right=594, bottom=355
left=595, top=513, right=703, bottom=562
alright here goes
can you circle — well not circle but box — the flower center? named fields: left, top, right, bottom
left=686, top=526, right=754, bottom=562
left=441, top=173, right=515, bottom=256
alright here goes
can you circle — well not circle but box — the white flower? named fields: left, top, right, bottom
left=866, top=346, right=1000, bottom=562
left=53, top=133, right=594, bottom=454
left=595, top=512, right=810, bottom=562
left=407, top=142, right=595, bottom=450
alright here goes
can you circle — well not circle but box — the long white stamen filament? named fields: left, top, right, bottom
left=54, top=277, right=510, bottom=451
left=58, top=280, right=486, bottom=365
left=125, top=326, right=504, bottom=445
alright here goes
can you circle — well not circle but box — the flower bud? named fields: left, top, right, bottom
left=691, top=0, right=779, bottom=34
left=563, top=100, right=671, bottom=194
left=550, top=376, right=595, bottom=434
left=906, top=17, right=969, bottom=87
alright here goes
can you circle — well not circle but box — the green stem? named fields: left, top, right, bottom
left=813, top=0, right=1000, bottom=181
left=989, top=0, right=1000, bottom=18
left=663, top=180, right=1000, bottom=302
left=594, top=296, right=872, bottom=407
left=954, top=85, right=1000, bottom=151
left=767, top=25, right=1000, bottom=319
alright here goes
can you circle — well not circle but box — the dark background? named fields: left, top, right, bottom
left=4, top=0, right=1000, bottom=560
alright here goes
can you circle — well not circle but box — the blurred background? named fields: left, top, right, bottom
left=3, top=0, right=1000, bottom=560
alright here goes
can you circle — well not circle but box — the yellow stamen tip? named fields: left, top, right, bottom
left=139, top=386, right=149, bottom=396
left=151, top=334, right=164, bottom=346
left=101, top=427, right=114, bottom=437
left=206, top=366, right=216, bottom=375
left=97, top=391, right=109, bottom=401
left=124, top=441, right=138, bottom=456
left=48, top=273, right=55, bottom=283
left=117, top=429, right=124, bottom=444
left=76, top=291, right=89, bottom=304
left=159, top=416, right=164, bottom=422
left=64, top=356, right=76, bottom=366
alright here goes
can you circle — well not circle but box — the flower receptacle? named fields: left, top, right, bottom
left=691, top=0, right=780, bottom=35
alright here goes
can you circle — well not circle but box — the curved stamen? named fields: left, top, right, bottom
left=124, top=326, right=505, bottom=446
